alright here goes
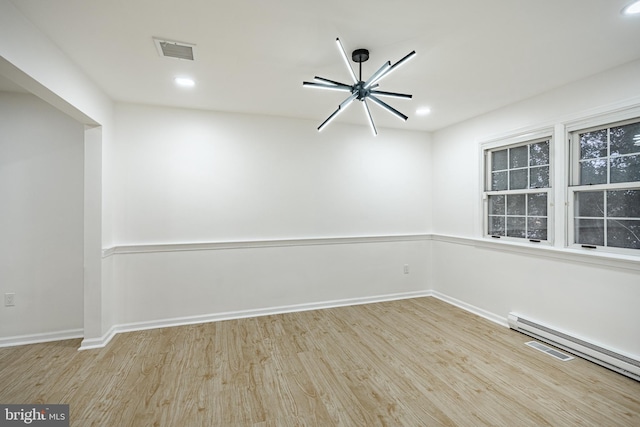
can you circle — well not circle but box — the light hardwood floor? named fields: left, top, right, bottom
left=1, top=297, right=639, bottom=426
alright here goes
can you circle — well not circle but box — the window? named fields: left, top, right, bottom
left=484, top=137, right=552, bottom=242
left=569, top=118, right=640, bottom=251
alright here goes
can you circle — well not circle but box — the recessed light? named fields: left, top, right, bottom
left=416, top=107, right=431, bottom=116
left=622, top=0, right=640, bottom=14
left=174, top=77, right=195, bottom=87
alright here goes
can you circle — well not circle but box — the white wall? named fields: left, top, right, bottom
left=109, top=104, right=432, bottom=327
left=1, top=0, right=116, bottom=344
left=0, top=92, right=84, bottom=339
left=114, top=104, right=432, bottom=244
left=431, top=59, right=640, bottom=357
left=113, top=239, right=431, bottom=326
left=432, top=238, right=640, bottom=355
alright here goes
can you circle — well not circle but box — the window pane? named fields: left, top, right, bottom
left=610, top=154, right=640, bottom=183
left=575, top=219, right=604, bottom=246
left=509, top=169, right=527, bottom=190
left=529, top=166, right=549, bottom=188
left=529, top=141, right=549, bottom=166
left=485, top=138, right=554, bottom=243
left=576, top=191, right=604, bottom=217
left=509, top=146, right=528, bottom=168
left=489, top=195, right=505, bottom=215
left=607, top=220, right=640, bottom=249
left=507, top=194, right=525, bottom=215
left=492, top=149, right=508, bottom=171
left=579, top=159, right=607, bottom=185
left=506, top=217, right=526, bottom=238
left=580, top=129, right=607, bottom=159
left=527, top=193, right=547, bottom=216
left=489, top=216, right=505, bottom=236
left=610, top=122, right=640, bottom=156
left=572, top=120, right=640, bottom=251
left=492, top=171, right=507, bottom=191
left=607, top=190, right=640, bottom=218
left=527, top=217, right=547, bottom=240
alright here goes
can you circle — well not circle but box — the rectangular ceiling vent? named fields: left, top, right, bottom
left=153, top=38, right=195, bottom=61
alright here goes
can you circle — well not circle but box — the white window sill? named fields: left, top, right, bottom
left=432, top=234, right=640, bottom=272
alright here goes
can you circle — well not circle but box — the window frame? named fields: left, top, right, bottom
left=482, top=130, right=554, bottom=245
left=567, top=116, right=640, bottom=255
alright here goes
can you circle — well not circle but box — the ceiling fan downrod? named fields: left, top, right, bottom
left=352, top=48, right=371, bottom=101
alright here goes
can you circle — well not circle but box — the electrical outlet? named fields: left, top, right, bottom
left=5, top=293, right=15, bottom=307
left=403, top=264, right=409, bottom=274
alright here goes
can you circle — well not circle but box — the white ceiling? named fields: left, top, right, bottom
left=8, top=0, right=640, bottom=132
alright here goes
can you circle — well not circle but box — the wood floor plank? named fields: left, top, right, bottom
left=1, top=297, right=639, bottom=426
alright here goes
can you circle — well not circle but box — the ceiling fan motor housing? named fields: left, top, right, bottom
left=354, top=82, right=369, bottom=100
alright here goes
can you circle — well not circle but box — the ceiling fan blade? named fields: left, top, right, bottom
left=363, top=61, right=391, bottom=89
left=363, top=99, right=377, bottom=136
left=336, top=38, right=358, bottom=84
left=303, top=81, right=353, bottom=92
left=368, top=95, right=408, bottom=121
left=369, top=89, right=413, bottom=99
left=368, top=50, right=417, bottom=87
left=318, top=93, right=357, bottom=132
left=313, top=76, right=351, bottom=87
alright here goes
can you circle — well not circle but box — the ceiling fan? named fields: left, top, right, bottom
left=303, top=38, right=416, bottom=135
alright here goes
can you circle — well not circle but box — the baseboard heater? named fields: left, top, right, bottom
left=508, top=313, right=640, bottom=382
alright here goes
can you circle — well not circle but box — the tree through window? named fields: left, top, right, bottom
left=571, top=119, right=640, bottom=251
left=485, top=138, right=551, bottom=242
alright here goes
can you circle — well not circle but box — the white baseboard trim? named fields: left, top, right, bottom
left=79, top=326, right=117, bottom=351
left=80, top=290, right=433, bottom=350
left=430, top=290, right=509, bottom=328
left=0, top=329, right=83, bottom=349
left=8, top=291, right=511, bottom=351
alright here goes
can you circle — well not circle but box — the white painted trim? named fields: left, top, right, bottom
left=479, top=129, right=556, bottom=245
left=431, top=234, right=640, bottom=272
left=553, top=122, right=568, bottom=250
left=101, top=246, right=115, bottom=258
left=0, top=329, right=83, bottom=348
left=430, top=291, right=509, bottom=328
left=103, top=233, right=639, bottom=270
left=78, top=326, right=117, bottom=351
left=102, top=234, right=432, bottom=257
left=477, top=140, right=486, bottom=237
left=479, top=127, right=555, bottom=151
left=563, top=102, right=640, bottom=133
left=78, top=290, right=432, bottom=350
